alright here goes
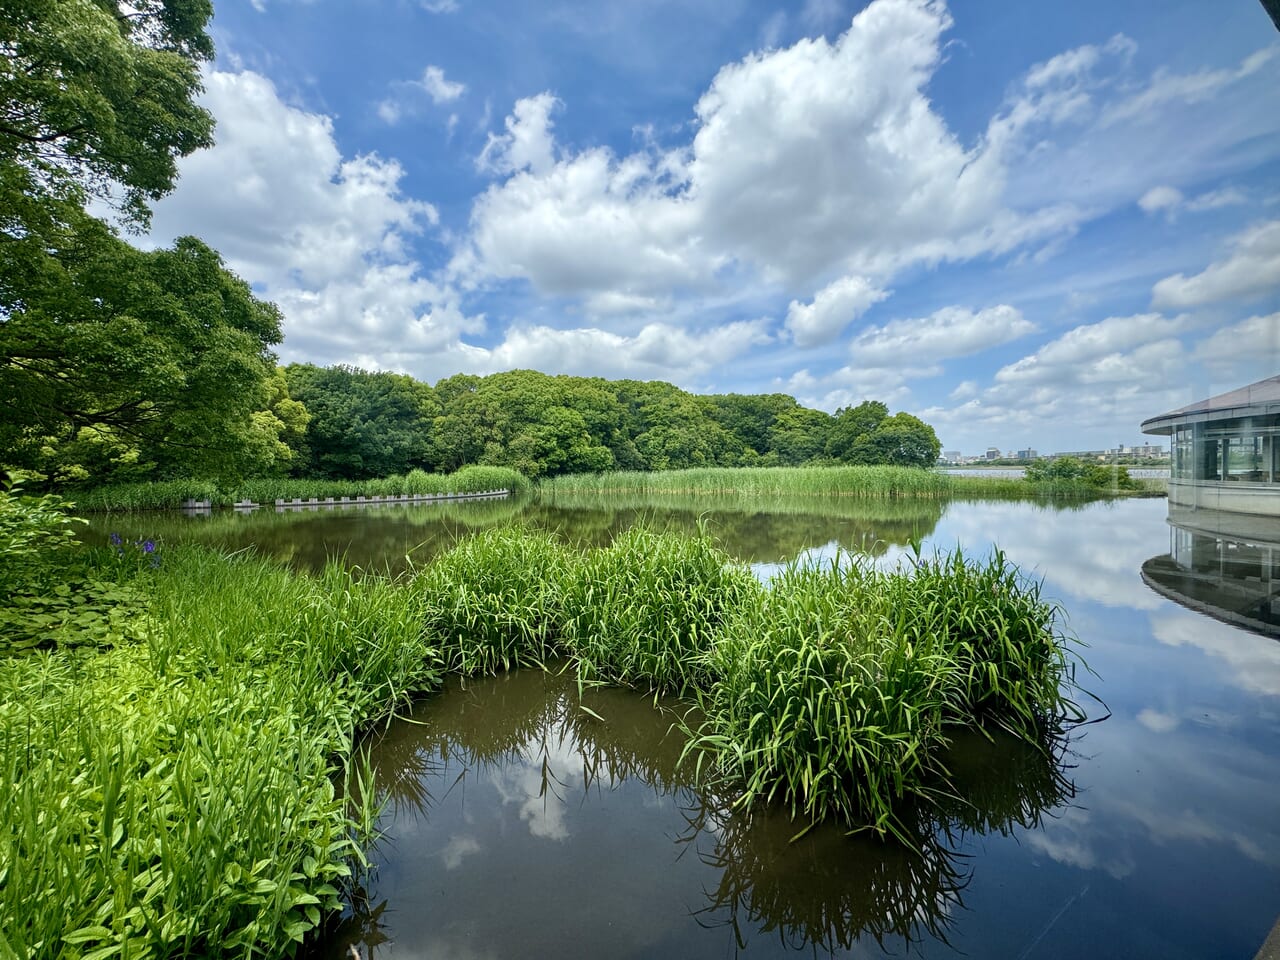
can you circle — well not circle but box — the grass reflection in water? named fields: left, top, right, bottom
left=321, top=669, right=1076, bottom=958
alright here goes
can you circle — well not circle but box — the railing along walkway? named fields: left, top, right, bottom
left=178, top=490, right=510, bottom=514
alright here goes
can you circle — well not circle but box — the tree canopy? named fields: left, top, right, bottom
left=1, top=214, right=286, bottom=483
left=0, top=0, right=214, bottom=234
left=268, top=366, right=944, bottom=482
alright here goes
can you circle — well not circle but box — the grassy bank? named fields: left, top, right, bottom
left=2, top=516, right=1084, bottom=956
left=68, top=465, right=532, bottom=513
left=538, top=465, right=1153, bottom=501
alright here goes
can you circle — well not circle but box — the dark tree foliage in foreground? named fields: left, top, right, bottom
left=0, top=0, right=214, bottom=233
left=0, top=214, right=287, bottom=483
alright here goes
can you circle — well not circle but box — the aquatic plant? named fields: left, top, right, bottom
left=538, top=464, right=1139, bottom=503
left=67, top=466, right=532, bottom=513
left=686, top=545, right=1081, bottom=841
left=0, top=514, right=1086, bottom=955
left=562, top=525, right=761, bottom=695
left=0, top=547, right=446, bottom=957
left=415, top=528, right=576, bottom=676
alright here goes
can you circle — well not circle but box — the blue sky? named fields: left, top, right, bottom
left=142, top=0, right=1280, bottom=455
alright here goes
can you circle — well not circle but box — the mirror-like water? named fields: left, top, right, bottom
left=92, top=496, right=1280, bottom=957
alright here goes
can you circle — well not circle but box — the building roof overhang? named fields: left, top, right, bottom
left=1141, top=374, right=1280, bottom=436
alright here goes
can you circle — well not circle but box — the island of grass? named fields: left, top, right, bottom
left=1, top=489, right=1090, bottom=958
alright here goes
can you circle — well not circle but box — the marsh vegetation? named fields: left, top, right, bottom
left=0, top=484, right=1084, bottom=957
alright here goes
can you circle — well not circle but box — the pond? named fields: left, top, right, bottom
left=91, top=496, right=1280, bottom=958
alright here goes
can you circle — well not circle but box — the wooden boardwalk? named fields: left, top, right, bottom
left=178, top=490, right=510, bottom=513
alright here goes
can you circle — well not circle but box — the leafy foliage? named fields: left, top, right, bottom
left=1, top=217, right=285, bottom=484
left=1024, top=456, right=1139, bottom=490
left=0, top=488, right=152, bottom=654
left=0, top=0, right=215, bottom=231
left=688, top=546, right=1081, bottom=840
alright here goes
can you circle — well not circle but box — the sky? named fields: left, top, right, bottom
left=138, top=0, right=1280, bottom=456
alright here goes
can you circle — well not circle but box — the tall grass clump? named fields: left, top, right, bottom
left=541, top=465, right=954, bottom=500
left=69, top=479, right=223, bottom=512
left=688, top=547, right=1080, bottom=839
left=561, top=526, right=762, bottom=695
left=0, top=546, right=448, bottom=958
left=414, top=528, right=576, bottom=676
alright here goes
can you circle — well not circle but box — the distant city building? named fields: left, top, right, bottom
left=1015, top=448, right=1038, bottom=460
left=1106, top=442, right=1167, bottom=459
left=943, top=450, right=962, bottom=463
left=984, top=447, right=1002, bottom=461
left=1141, top=374, right=1280, bottom=518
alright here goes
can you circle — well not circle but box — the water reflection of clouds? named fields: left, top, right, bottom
left=1024, top=807, right=1136, bottom=879
left=1019, top=709, right=1280, bottom=896
left=439, top=834, right=480, bottom=870
left=1136, top=708, right=1179, bottom=733
left=1150, top=610, right=1280, bottom=698
left=488, top=735, right=593, bottom=842
left=930, top=500, right=1170, bottom=611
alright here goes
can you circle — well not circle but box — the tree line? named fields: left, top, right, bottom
left=0, top=1, right=941, bottom=490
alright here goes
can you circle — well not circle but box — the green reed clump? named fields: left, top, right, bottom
left=541, top=465, right=954, bottom=500
left=415, top=528, right=576, bottom=676
left=688, top=547, right=1079, bottom=840
left=69, top=479, right=223, bottom=512
left=561, top=526, right=762, bottom=695
left=889, top=546, right=1080, bottom=737
left=0, top=546, right=448, bottom=958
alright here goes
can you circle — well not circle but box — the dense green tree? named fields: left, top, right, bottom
left=286, top=365, right=439, bottom=479
left=1, top=218, right=285, bottom=482
left=826, top=401, right=889, bottom=461
left=846, top=412, right=941, bottom=468
left=433, top=370, right=621, bottom=478
left=699, top=393, right=798, bottom=459
left=617, top=379, right=741, bottom=470
left=767, top=407, right=833, bottom=465
left=0, top=0, right=215, bottom=235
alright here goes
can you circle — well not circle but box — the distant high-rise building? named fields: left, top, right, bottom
left=985, top=447, right=1002, bottom=461
left=943, top=450, right=962, bottom=463
left=1016, top=448, right=1038, bottom=460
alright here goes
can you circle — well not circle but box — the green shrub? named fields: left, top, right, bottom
left=688, top=546, right=1080, bottom=840
left=1024, top=456, right=1137, bottom=491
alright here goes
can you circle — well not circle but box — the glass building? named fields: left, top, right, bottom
left=1142, top=374, right=1280, bottom=517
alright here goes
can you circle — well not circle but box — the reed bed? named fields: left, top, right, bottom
left=561, top=526, right=761, bottom=695
left=686, top=546, right=1081, bottom=841
left=541, top=466, right=955, bottom=500
left=0, top=549, right=445, bottom=958
left=69, top=465, right=531, bottom=513
left=414, top=528, right=576, bottom=676
left=539, top=465, right=1146, bottom=503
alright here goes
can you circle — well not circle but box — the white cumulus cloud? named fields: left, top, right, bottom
left=848, top=304, right=1036, bottom=368
left=785, top=276, right=888, bottom=347
left=1152, top=220, right=1280, bottom=309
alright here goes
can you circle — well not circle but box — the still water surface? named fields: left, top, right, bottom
left=94, top=496, right=1280, bottom=957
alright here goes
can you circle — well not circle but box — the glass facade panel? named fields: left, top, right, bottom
left=1225, top=436, right=1265, bottom=481
left=1174, top=425, right=1193, bottom=480
left=1195, top=431, right=1222, bottom=481
left=1158, top=412, right=1279, bottom=487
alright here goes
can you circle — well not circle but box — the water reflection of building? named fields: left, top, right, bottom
left=1141, top=507, right=1280, bottom=638
left=1141, top=374, right=1280, bottom=517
